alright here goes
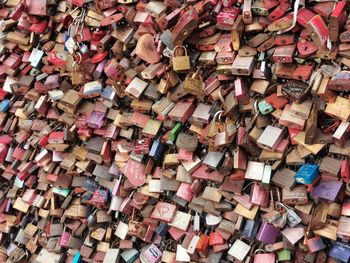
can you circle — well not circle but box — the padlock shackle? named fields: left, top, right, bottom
left=173, top=45, right=188, bottom=57
left=253, top=248, right=267, bottom=255
left=213, top=110, right=224, bottom=123
left=73, top=52, right=82, bottom=64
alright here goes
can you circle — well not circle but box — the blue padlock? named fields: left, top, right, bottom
left=155, top=222, right=168, bottom=237
left=295, top=164, right=319, bottom=185
left=0, top=99, right=11, bottom=112
left=149, top=139, right=167, bottom=162
left=328, top=241, right=350, bottom=263
left=72, top=252, right=82, bottom=263
left=101, top=86, right=115, bottom=100
left=82, top=179, right=98, bottom=192
left=241, top=219, right=261, bottom=239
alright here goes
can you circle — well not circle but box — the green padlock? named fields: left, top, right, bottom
left=258, top=99, right=274, bottom=115
left=277, top=249, right=291, bottom=261
left=170, top=123, right=182, bottom=142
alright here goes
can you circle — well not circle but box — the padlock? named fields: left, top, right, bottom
left=250, top=182, right=269, bottom=207
left=328, top=242, right=350, bottom=263
left=306, top=236, right=325, bottom=253
left=256, top=222, right=280, bottom=244
left=273, top=44, right=296, bottom=63
left=172, top=46, right=191, bottom=72
left=257, top=100, right=274, bottom=115
left=341, top=159, right=350, bottom=181
left=183, top=69, right=205, bottom=96
left=282, top=185, right=308, bottom=204
left=305, top=15, right=328, bottom=47
left=275, top=34, right=294, bottom=46
left=329, top=0, right=347, bottom=42
left=277, top=249, right=292, bottom=261
left=217, top=7, right=241, bottom=29
left=246, top=161, right=265, bottom=181
left=232, top=55, right=255, bottom=75
left=228, top=239, right=251, bottom=261
left=312, top=179, right=343, bottom=202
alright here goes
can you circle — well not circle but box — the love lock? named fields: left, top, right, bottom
left=297, top=8, right=316, bottom=27
left=297, top=39, right=319, bottom=58
left=267, top=2, right=291, bottom=22
left=172, top=7, right=198, bottom=45
left=268, top=13, right=293, bottom=32
left=329, top=0, right=347, bottom=42
left=305, top=15, right=329, bottom=47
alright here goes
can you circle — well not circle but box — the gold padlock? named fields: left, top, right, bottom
left=157, top=76, right=170, bottom=94
left=172, top=46, right=191, bottom=72
left=183, top=68, right=205, bottom=96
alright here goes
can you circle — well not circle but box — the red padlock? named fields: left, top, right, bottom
left=297, top=39, right=318, bottom=58
left=329, top=0, right=347, bottom=42
left=261, top=0, right=279, bottom=10
left=38, top=134, right=49, bottom=148
left=292, top=65, right=313, bottom=81
left=47, top=51, right=66, bottom=66
left=267, top=2, right=290, bottom=21
left=273, top=44, right=296, bottom=63
left=305, top=15, right=328, bottom=47
left=265, top=93, right=288, bottom=109
left=71, top=0, right=86, bottom=7
left=341, top=159, right=350, bottom=182
left=177, top=148, right=194, bottom=161
left=217, top=7, right=241, bottom=27
left=9, top=3, right=24, bottom=21
left=30, top=20, right=48, bottom=34
left=297, top=8, right=316, bottom=27
left=274, top=34, right=294, bottom=46
left=172, top=6, right=198, bottom=45
left=90, top=51, right=108, bottom=64
left=313, top=2, right=334, bottom=18
left=209, top=232, right=224, bottom=246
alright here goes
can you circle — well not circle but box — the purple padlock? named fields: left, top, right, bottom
left=256, top=222, right=280, bottom=244
left=87, top=111, right=105, bottom=129
left=312, top=179, right=343, bottom=201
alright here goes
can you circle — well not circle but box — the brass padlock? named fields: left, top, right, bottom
left=157, top=79, right=168, bottom=96
left=172, top=46, right=191, bottom=72
left=183, top=68, right=205, bottom=96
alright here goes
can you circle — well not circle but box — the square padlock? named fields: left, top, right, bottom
left=257, top=125, right=284, bottom=151
left=172, top=46, right=191, bottom=72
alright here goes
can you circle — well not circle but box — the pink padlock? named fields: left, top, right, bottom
left=59, top=231, right=71, bottom=247
left=140, top=244, right=162, bottom=263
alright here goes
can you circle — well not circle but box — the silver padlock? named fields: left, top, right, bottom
left=78, top=42, right=89, bottom=54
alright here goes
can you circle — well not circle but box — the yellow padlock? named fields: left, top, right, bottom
left=172, top=46, right=191, bottom=72
left=183, top=68, right=205, bottom=96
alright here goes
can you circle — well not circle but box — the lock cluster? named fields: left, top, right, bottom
left=0, top=0, right=349, bottom=262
